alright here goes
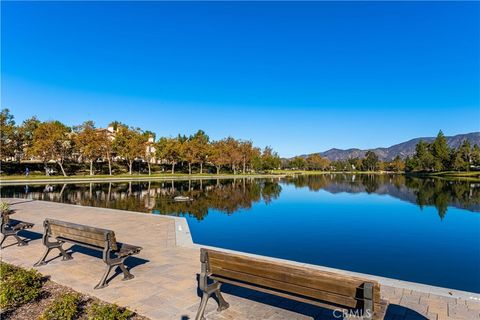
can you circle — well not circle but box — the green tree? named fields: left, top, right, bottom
left=430, top=130, right=451, bottom=171
left=260, top=146, right=281, bottom=171
left=415, top=140, right=434, bottom=171
left=290, top=156, right=306, bottom=170
left=30, top=121, right=71, bottom=176
left=472, top=144, right=480, bottom=166
left=363, top=151, right=379, bottom=171
left=452, top=140, right=471, bottom=171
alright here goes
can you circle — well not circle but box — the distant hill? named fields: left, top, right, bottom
left=300, top=132, right=480, bottom=161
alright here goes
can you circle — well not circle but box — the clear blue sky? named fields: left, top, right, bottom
left=2, top=2, right=479, bottom=157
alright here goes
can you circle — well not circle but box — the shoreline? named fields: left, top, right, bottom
left=1, top=170, right=479, bottom=185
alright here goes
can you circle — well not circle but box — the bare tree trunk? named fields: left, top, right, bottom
left=171, top=162, right=175, bottom=174
left=58, top=161, right=67, bottom=176
left=90, top=160, right=94, bottom=175
left=243, top=157, right=246, bottom=174
left=188, top=162, right=192, bottom=174
left=200, top=162, right=203, bottom=174
left=233, top=164, right=236, bottom=175
left=216, top=166, right=220, bottom=175
left=129, top=160, right=133, bottom=175
left=148, top=161, right=151, bottom=175
left=107, top=158, right=112, bottom=175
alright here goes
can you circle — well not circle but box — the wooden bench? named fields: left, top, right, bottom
left=195, top=249, right=388, bottom=320
left=0, top=210, right=34, bottom=248
left=34, top=219, right=142, bottom=289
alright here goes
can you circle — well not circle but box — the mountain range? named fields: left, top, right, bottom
left=299, top=132, right=480, bottom=161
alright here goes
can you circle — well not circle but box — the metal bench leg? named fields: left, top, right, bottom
left=34, top=247, right=52, bottom=266
left=118, top=262, right=134, bottom=281
left=214, top=284, right=229, bottom=311
left=57, top=245, right=73, bottom=261
left=0, top=234, right=7, bottom=248
left=195, top=292, right=211, bottom=320
left=95, top=265, right=114, bottom=289
left=13, top=234, right=28, bottom=246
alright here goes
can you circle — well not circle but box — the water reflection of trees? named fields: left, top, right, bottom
left=2, top=174, right=478, bottom=219
left=283, top=174, right=479, bottom=217
left=1, top=179, right=282, bottom=221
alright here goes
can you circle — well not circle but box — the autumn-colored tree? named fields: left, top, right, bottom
left=113, top=126, right=146, bottom=174
left=75, top=121, right=104, bottom=175
left=17, top=116, right=41, bottom=160
left=238, top=140, right=256, bottom=174
left=98, top=129, right=114, bottom=175
left=192, top=130, right=210, bottom=174
left=30, top=121, right=71, bottom=176
left=390, top=155, right=405, bottom=172
left=156, top=137, right=183, bottom=174
left=144, top=131, right=156, bottom=175
left=209, top=140, right=229, bottom=174
left=0, top=109, right=16, bottom=161
left=224, top=137, right=242, bottom=174
left=305, top=154, right=330, bottom=170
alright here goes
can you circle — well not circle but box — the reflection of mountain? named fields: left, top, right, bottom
left=283, top=174, right=480, bottom=217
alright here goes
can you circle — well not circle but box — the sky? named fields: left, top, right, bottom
left=1, top=1, right=479, bottom=157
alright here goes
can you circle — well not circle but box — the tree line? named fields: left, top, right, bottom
left=0, top=109, right=281, bottom=176
left=405, top=131, right=480, bottom=172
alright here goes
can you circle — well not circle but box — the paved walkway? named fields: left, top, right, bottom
left=1, top=199, right=479, bottom=320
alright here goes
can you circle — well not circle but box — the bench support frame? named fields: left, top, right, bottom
left=195, top=249, right=381, bottom=320
left=0, top=233, right=28, bottom=248
left=34, top=220, right=135, bottom=290
left=195, top=250, right=230, bottom=320
left=1, top=214, right=34, bottom=248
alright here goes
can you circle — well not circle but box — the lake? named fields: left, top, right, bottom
left=2, top=174, right=479, bottom=293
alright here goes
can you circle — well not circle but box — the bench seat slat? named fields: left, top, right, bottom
left=210, top=265, right=359, bottom=308
left=47, top=219, right=118, bottom=251
left=210, top=256, right=369, bottom=299
left=208, top=252, right=381, bottom=302
left=51, top=225, right=107, bottom=248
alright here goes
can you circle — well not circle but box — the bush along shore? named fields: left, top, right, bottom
left=0, top=262, right=147, bottom=320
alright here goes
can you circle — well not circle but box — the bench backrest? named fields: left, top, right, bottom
left=45, top=219, right=118, bottom=251
left=202, top=248, right=381, bottom=310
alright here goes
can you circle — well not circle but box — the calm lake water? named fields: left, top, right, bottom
left=2, top=174, right=479, bottom=293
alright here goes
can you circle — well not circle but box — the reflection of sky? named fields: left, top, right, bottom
left=186, top=183, right=480, bottom=293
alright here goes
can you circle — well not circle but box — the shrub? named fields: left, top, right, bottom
left=0, top=263, right=43, bottom=310
left=87, top=302, right=133, bottom=320
left=0, top=201, right=10, bottom=213
left=40, top=293, right=81, bottom=320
